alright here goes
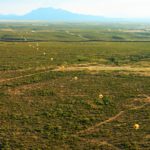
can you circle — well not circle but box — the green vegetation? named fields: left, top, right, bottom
left=0, top=22, right=150, bottom=150
left=0, top=22, right=150, bottom=42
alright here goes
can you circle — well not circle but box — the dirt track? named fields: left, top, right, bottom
left=1, top=64, right=150, bottom=83
left=77, top=111, right=124, bottom=135
left=75, top=96, right=150, bottom=136
left=54, top=64, right=150, bottom=73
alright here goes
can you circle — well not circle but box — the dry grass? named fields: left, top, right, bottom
left=53, top=64, right=150, bottom=76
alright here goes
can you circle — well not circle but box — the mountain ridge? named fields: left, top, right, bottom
left=0, top=7, right=149, bottom=22
left=0, top=7, right=106, bottom=21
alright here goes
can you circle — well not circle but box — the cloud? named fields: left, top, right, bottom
left=0, top=0, right=150, bottom=18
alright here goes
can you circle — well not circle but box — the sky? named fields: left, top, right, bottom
left=0, top=0, right=150, bottom=18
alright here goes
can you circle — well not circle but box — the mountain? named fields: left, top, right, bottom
left=0, top=7, right=106, bottom=22
left=0, top=7, right=149, bottom=22
left=22, top=8, right=107, bottom=21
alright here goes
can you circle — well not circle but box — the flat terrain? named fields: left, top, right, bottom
left=0, top=23, right=150, bottom=150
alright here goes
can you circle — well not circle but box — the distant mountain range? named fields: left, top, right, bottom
left=0, top=7, right=149, bottom=22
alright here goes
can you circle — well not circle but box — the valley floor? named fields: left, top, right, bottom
left=0, top=40, right=150, bottom=149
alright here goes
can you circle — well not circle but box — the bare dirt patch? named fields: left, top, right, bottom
left=7, top=82, right=48, bottom=96
left=1, top=28, right=15, bottom=32
left=125, top=95, right=150, bottom=110
left=53, top=64, right=150, bottom=76
left=145, top=134, right=150, bottom=139
left=1, top=64, right=150, bottom=84
left=85, top=100, right=99, bottom=109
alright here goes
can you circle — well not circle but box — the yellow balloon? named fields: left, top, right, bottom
left=99, top=94, right=103, bottom=99
left=134, top=124, right=140, bottom=130
left=74, top=77, right=78, bottom=80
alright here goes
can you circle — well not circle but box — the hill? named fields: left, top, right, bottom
left=0, top=7, right=106, bottom=22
